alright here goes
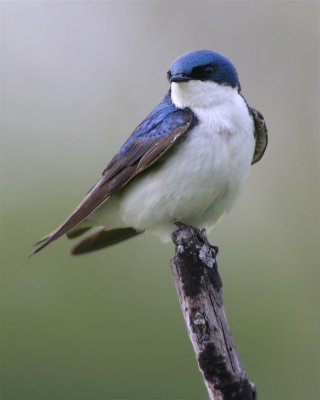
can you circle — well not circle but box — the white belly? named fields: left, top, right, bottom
left=94, top=92, right=255, bottom=241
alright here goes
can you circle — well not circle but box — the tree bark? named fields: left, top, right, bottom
left=170, top=223, right=256, bottom=400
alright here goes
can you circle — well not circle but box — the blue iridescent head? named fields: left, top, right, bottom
left=168, top=50, right=239, bottom=89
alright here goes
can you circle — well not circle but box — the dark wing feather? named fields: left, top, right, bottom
left=31, top=104, right=194, bottom=255
left=249, top=106, right=268, bottom=164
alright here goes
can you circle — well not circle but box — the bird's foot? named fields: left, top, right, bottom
left=173, top=222, right=222, bottom=290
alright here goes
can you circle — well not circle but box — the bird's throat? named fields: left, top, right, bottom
left=171, top=81, right=235, bottom=110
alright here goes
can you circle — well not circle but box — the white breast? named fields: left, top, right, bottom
left=96, top=82, right=255, bottom=241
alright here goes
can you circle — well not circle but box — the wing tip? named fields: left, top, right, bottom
left=29, top=234, right=54, bottom=257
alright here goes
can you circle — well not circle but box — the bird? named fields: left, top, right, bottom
left=32, top=50, right=268, bottom=256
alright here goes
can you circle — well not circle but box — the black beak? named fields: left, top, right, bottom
left=170, top=73, right=191, bottom=83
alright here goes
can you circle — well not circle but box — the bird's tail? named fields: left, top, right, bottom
left=70, top=227, right=144, bottom=255
left=31, top=225, right=144, bottom=256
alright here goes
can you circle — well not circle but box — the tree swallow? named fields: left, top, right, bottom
left=32, top=50, right=268, bottom=255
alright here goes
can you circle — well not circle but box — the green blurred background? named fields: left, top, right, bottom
left=1, top=1, right=319, bottom=399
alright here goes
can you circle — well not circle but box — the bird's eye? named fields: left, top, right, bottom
left=203, top=65, right=215, bottom=75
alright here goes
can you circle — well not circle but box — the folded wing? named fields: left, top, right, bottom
left=32, top=93, right=195, bottom=255
left=249, top=106, right=268, bottom=164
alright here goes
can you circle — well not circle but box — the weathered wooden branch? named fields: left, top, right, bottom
left=170, top=223, right=256, bottom=400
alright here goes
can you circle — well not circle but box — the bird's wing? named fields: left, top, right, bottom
left=249, top=106, right=268, bottom=164
left=32, top=95, right=195, bottom=255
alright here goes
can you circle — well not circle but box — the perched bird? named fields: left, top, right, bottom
left=32, top=50, right=268, bottom=256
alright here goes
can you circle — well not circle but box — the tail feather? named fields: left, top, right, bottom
left=71, top=227, right=144, bottom=255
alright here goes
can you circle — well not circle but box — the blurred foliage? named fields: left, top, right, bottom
left=1, top=1, right=319, bottom=399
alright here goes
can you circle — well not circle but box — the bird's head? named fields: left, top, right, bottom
left=168, top=50, right=240, bottom=109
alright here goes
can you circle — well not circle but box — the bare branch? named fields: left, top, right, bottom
left=171, top=223, right=256, bottom=400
